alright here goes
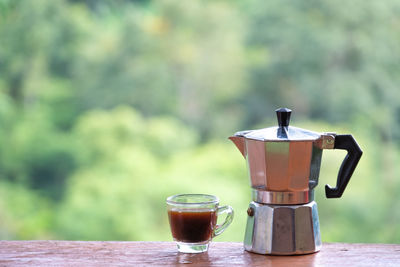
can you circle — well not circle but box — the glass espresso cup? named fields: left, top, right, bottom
left=166, top=194, right=234, bottom=253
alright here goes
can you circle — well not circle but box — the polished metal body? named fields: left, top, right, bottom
left=244, top=201, right=321, bottom=255
left=230, top=128, right=331, bottom=255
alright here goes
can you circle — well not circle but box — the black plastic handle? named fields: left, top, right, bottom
left=325, top=135, right=363, bottom=198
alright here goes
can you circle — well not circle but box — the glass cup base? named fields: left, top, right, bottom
left=176, top=241, right=209, bottom=253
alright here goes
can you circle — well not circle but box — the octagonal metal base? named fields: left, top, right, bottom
left=244, top=201, right=321, bottom=255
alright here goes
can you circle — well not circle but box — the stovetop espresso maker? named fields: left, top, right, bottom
left=229, top=108, right=362, bottom=255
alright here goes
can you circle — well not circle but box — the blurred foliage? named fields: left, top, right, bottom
left=0, top=0, right=400, bottom=243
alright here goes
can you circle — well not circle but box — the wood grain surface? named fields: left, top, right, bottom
left=0, top=241, right=399, bottom=266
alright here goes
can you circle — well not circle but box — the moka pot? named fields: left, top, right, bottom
left=229, top=108, right=362, bottom=255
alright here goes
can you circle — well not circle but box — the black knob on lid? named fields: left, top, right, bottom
left=276, top=108, right=292, bottom=127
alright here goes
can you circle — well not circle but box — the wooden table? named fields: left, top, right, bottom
left=0, top=241, right=399, bottom=266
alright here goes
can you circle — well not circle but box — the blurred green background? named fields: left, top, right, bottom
left=1, top=0, right=400, bottom=243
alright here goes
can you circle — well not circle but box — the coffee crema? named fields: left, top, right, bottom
left=168, top=210, right=217, bottom=243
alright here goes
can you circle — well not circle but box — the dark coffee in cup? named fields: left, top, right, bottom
left=168, top=210, right=217, bottom=243
left=166, top=194, right=234, bottom=253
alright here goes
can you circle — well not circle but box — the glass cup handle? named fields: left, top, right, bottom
left=214, top=205, right=234, bottom=237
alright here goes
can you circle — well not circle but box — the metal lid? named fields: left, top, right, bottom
left=234, top=108, right=321, bottom=142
